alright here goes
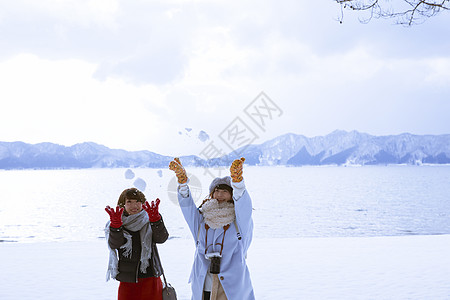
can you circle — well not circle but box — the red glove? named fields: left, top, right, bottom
left=105, top=206, right=124, bottom=228
left=143, top=199, right=161, bottom=222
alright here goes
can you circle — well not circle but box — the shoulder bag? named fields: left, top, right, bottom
left=158, top=250, right=177, bottom=300
left=161, top=271, right=177, bottom=300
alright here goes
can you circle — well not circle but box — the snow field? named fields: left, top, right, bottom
left=2, top=235, right=450, bottom=299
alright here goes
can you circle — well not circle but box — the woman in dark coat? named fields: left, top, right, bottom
left=105, top=188, right=169, bottom=300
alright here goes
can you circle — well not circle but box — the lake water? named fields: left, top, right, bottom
left=1, top=165, right=449, bottom=243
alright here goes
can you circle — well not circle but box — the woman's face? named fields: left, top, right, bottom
left=124, top=199, right=143, bottom=215
left=213, top=188, right=232, bottom=203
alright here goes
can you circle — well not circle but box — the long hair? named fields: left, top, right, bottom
left=198, top=185, right=234, bottom=210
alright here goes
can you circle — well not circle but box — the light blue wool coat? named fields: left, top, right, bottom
left=178, top=181, right=255, bottom=300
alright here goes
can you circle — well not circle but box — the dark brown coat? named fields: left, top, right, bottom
left=108, top=217, right=169, bottom=283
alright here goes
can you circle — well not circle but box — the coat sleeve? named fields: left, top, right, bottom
left=108, top=226, right=126, bottom=250
left=150, top=216, right=169, bottom=244
left=232, top=180, right=254, bottom=251
left=178, top=185, right=202, bottom=241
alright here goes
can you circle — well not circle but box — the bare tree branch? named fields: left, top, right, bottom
left=336, top=0, right=450, bottom=25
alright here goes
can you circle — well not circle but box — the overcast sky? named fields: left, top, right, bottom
left=1, top=0, right=449, bottom=156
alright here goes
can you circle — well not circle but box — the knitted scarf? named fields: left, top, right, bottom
left=200, top=199, right=236, bottom=229
left=105, top=210, right=153, bottom=281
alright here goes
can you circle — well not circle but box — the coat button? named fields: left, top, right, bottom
left=220, top=276, right=224, bottom=280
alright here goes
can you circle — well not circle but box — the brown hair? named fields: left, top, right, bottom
left=117, top=188, right=146, bottom=208
left=198, top=185, right=234, bottom=209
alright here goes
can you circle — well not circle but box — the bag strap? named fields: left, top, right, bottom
left=234, top=220, right=242, bottom=240
left=154, top=244, right=169, bottom=288
left=196, top=222, right=201, bottom=246
left=197, top=220, right=242, bottom=244
left=161, top=272, right=169, bottom=288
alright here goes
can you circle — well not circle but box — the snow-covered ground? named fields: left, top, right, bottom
left=1, top=166, right=450, bottom=299
left=2, top=235, right=450, bottom=299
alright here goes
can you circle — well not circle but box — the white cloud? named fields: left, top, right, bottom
left=0, top=54, right=167, bottom=150
left=0, top=1, right=449, bottom=155
left=423, top=58, right=450, bottom=86
left=0, top=0, right=120, bottom=28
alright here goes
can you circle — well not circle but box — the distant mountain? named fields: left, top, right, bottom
left=238, top=130, right=450, bottom=166
left=0, top=141, right=174, bottom=169
left=1, top=130, right=449, bottom=169
left=218, top=130, right=450, bottom=166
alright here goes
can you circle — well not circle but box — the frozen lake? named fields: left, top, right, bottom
left=2, top=165, right=450, bottom=299
left=1, top=165, right=450, bottom=243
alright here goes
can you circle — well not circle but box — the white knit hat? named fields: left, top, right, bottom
left=208, top=176, right=232, bottom=194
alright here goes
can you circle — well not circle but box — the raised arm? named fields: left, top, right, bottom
left=230, top=158, right=253, bottom=248
left=169, top=157, right=202, bottom=240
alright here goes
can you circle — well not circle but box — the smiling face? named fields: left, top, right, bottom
left=124, top=198, right=143, bottom=215
left=117, top=188, right=146, bottom=214
left=213, top=188, right=232, bottom=203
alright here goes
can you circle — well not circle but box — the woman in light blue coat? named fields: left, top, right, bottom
left=169, top=157, right=255, bottom=300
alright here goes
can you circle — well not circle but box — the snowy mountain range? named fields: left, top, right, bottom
left=1, top=130, right=449, bottom=169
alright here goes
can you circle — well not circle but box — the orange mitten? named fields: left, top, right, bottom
left=230, top=157, right=245, bottom=182
left=169, top=157, right=188, bottom=184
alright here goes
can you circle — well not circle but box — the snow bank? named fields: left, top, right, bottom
left=2, top=235, right=450, bottom=299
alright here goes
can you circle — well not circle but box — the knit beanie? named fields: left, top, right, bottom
left=209, top=176, right=233, bottom=195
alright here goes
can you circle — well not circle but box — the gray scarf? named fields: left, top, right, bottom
left=105, top=210, right=153, bottom=281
